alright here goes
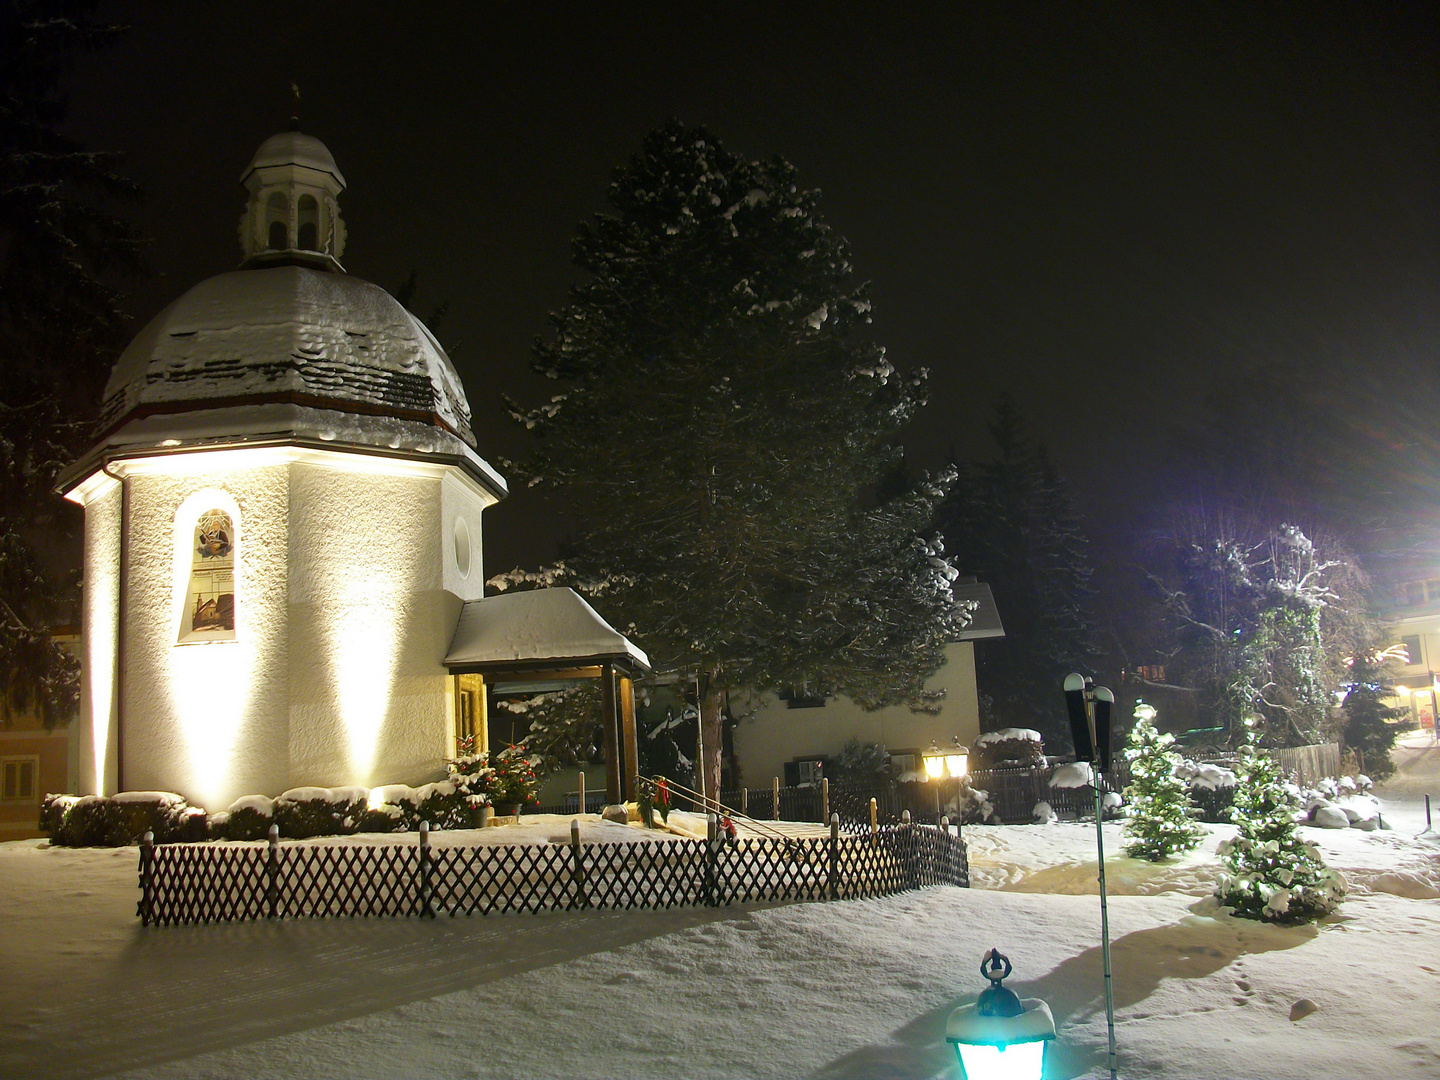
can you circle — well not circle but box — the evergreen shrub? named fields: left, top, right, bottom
left=1215, top=721, right=1346, bottom=923
left=39, top=793, right=77, bottom=834
left=46, top=792, right=206, bottom=846
left=974, top=729, right=1045, bottom=769
left=1122, top=705, right=1205, bottom=861
left=273, top=787, right=367, bottom=839
left=218, top=796, right=276, bottom=841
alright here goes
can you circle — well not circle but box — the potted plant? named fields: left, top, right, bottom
left=490, top=748, right=539, bottom=816
left=446, top=741, right=496, bottom=827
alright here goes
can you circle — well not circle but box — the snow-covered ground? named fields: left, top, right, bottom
left=2, top=746, right=1438, bottom=1080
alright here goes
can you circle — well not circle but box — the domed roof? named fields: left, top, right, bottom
left=242, top=130, right=345, bottom=186
left=99, top=264, right=473, bottom=446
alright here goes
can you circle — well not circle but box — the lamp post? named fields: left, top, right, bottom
left=922, top=737, right=968, bottom=828
left=1063, top=673, right=1118, bottom=1080
left=946, top=948, right=1055, bottom=1080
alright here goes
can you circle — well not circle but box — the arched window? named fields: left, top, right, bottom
left=296, top=194, right=319, bottom=251
left=178, top=506, right=237, bottom=644
left=265, top=192, right=288, bottom=250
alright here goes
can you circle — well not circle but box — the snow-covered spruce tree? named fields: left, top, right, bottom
left=1215, top=720, right=1346, bottom=923
left=1, top=5, right=143, bottom=726
left=505, top=122, right=974, bottom=797
left=1340, top=644, right=1404, bottom=781
left=936, top=397, right=1097, bottom=747
left=1122, top=702, right=1204, bottom=861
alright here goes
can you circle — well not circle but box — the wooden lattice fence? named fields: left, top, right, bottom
left=137, top=820, right=968, bottom=926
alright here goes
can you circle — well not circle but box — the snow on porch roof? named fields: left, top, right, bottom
left=952, top=581, right=1005, bottom=640
left=445, top=588, right=650, bottom=674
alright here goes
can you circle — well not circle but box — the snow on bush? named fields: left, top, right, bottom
left=218, top=794, right=276, bottom=840
left=1032, top=801, right=1057, bottom=824
left=1048, top=761, right=1093, bottom=789
left=274, top=787, right=370, bottom=839
left=946, top=781, right=994, bottom=824
left=1215, top=724, right=1346, bottom=923
left=976, top=728, right=1045, bottom=768
left=43, top=791, right=206, bottom=847
left=1122, top=705, right=1204, bottom=862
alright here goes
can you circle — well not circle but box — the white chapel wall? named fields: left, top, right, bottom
left=286, top=461, right=453, bottom=792
left=79, top=480, right=122, bottom=796
left=120, top=462, right=291, bottom=810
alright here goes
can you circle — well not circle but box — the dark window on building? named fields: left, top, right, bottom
left=2, top=759, right=36, bottom=801
left=1402, top=635, right=1424, bottom=667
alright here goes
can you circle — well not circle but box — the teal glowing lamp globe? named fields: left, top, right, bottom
left=946, top=949, right=1056, bottom=1080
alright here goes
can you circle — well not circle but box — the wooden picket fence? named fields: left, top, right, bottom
left=136, top=818, right=968, bottom=926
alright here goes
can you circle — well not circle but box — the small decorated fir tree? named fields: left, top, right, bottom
left=1215, top=718, right=1347, bottom=923
left=1123, top=702, right=1205, bottom=861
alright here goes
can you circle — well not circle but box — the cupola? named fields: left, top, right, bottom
left=237, top=121, right=348, bottom=271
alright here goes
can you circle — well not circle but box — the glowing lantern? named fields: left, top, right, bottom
left=946, top=949, right=1056, bottom=1080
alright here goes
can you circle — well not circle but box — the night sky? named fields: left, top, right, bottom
left=57, top=2, right=1438, bottom=582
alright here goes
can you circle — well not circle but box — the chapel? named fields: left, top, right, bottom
left=58, top=126, right=648, bottom=812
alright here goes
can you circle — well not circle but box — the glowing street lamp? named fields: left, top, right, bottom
left=922, top=738, right=969, bottom=825
left=946, top=948, right=1056, bottom=1080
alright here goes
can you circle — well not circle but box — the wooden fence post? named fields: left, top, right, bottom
left=578, top=771, right=586, bottom=815
left=417, top=821, right=435, bottom=918
left=821, top=777, right=829, bottom=824
left=571, top=818, right=589, bottom=908
left=138, top=830, right=155, bottom=926
left=266, top=823, right=279, bottom=920
left=869, top=797, right=878, bottom=836
left=828, top=814, right=839, bottom=901
left=773, top=777, right=780, bottom=821
left=705, top=814, right=718, bottom=907
left=741, top=787, right=748, bottom=816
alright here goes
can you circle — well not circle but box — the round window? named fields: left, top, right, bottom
left=453, top=516, right=471, bottom=578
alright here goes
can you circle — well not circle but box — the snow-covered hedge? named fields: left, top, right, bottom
left=973, top=728, right=1045, bottom=769
left=272, top=787, right=370, bottom=839
left=1176, top=759, right=1238, bottom=823
left=42, top=791, right=207, bottom=847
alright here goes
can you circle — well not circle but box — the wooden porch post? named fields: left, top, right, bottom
left=601, top=662, right=622, bottom=804
left=620, top=675, right=639, bottom=801
left=475, top=673, right=488, bottom=757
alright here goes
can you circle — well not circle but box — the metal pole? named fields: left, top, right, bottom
left=1094, top=768, right=1117, bottom=1080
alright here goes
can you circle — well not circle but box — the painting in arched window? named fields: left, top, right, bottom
left=296, top=194, right=319, bottom=250
left=179, top=508, right=236, bottom=644
left=265, top=192, right=288, bottom=250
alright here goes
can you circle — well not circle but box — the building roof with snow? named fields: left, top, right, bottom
left=60, top=128, right=504, bottom=500
left=952, top=581, right=1005, bottom=640
left=445, top=588, right=651, bottom=675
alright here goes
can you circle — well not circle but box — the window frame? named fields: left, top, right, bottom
left=1, top=757, right=38, bottom=802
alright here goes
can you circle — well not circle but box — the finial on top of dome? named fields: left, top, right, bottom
left=289, top=80, right=301, bottom=131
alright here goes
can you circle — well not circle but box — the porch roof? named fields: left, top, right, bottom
left=444, top=587, right=651, bottom=676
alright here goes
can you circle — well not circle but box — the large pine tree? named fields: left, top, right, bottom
left=935, top=397, right=1096, bottom=747
left=505, top=121, right=972, bottom=797
left=0, top=3, right=142, bottom=725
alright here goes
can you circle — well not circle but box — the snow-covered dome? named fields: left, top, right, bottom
left=59, top=126, right=504, bottom=501
left=242, top=130, right=346, bottom=187
left=97, top=264, right=475, bottom=446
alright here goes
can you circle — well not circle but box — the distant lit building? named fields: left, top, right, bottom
left=1376, top=566, right=1439, bottom=737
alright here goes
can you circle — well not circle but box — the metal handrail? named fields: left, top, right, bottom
left=643, top=775, right=797, bottom=843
